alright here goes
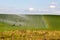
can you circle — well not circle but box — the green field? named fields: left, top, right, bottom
left=0, top=14, right=60, bottom=31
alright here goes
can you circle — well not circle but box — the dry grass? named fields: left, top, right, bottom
left=0, top=30, right=60, bottom=40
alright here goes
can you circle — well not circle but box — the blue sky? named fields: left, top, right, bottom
left=0, top=0, right=60, bottom=14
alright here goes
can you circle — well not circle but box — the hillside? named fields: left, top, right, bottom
left=0, top=14, right=60, bottom=31
left=44, top=15, right=60, bottom=30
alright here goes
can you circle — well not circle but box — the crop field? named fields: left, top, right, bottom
left=0, top=30, right=60, bottom=40
left=0, top=14, right=60, bottom=40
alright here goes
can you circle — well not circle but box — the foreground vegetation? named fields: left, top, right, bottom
left=0, top=30, right=60, bottom=40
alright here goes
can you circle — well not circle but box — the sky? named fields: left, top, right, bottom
left=0, top=0, right=60, bottom=14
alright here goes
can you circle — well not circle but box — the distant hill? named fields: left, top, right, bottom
left=0, top=14, right=46, bottom=28
left=0, top=14, right=60, bottom=31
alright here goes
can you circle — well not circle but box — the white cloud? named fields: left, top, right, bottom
left=0, top=7, right=60, bottom=15
left=49, top=5, right=56, bottom=8
left=29, top=8, right=34, bottom=11
left=49, top=2, right=56, bottom=9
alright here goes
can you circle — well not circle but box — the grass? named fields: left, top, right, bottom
left=44, top=15, right=60, bottom=30
left=0, top=21, right=48, bottom=31
left=0, top=15, right=60, bottom=31
left=0, top=30, right=60, bottom=40
left=0, top=15, right=60, bottom=40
